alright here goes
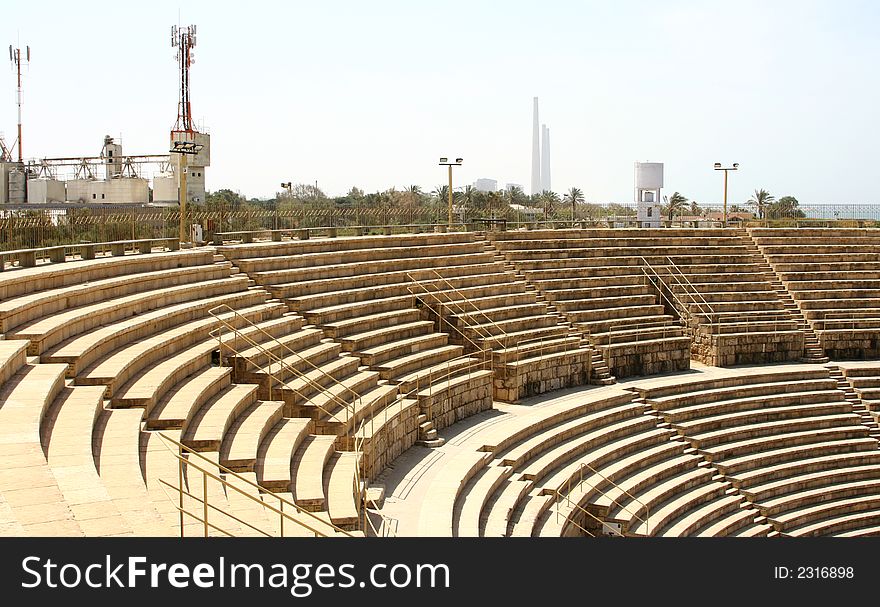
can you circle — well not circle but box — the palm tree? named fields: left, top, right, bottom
left=663, top=192, right=688, bottom=222
left=506, top=185, right=526, bottom=206
left=462, top=185, right=476, bottom=209
left=431, top=184, right=449, bottom=203
left=563, top=187, right=584, bottom=223
left=486, top=191, right=502, bottom=218
left=400, top=185, right=423, bottom=219
left=747, top=189, right=775, bottom=220
left=540, top=190, right=561, bottom=220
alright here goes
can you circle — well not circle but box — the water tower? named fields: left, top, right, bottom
left=634, top=161, right=663, bottom=228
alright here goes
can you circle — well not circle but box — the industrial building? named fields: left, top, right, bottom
left=0, top=134, right=210, bottom=206
left=0, top=27, right=209, bottom=207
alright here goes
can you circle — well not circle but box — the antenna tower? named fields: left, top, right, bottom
left=171, top=25, right=196, bottom=133
left=8, top=43, right=29, bottom=162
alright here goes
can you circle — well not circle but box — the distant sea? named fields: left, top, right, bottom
left=607, top=202, right=880, bottom=221
left=799, top=204, right=880, bottom=220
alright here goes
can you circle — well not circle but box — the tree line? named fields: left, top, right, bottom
left=660, top=189, right=805, bottom=220
left=206, top=184, right=806, bottom=222
left=204, top=184, right=635, bottom=222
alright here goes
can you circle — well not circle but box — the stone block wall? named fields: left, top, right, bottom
left=820, top=330, right=880, bottom=360
left=493, top=350, right=592, bottom=402
left=419, top=373, right=493, bottom=430
left=692, top=331, right=805, bottom=366
left=600, top=337, right=691, bottom=378
left=359, top=400, right=421, bottom=480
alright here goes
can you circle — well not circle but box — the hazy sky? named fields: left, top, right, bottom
left=2, top=1, right=878, bottom=203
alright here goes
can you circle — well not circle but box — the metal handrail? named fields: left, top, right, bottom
left=212, top=324, right=350, bottom=424
left=697, top=311, right=796, bottom=335
left=554, top=492, right=623, bottom=538
left=816, top=310, right=861, bottom=333
left=405, top=280, right=494, bottom=361
left=207, top=305, right=376, bottom=533
left=664, top=256, right=716, bottom=319
left=406, top=270, right=510, bottom=343
left=156, top=431, right=352, bottom=537
left=361, top=498, right=398, bottom=538
left=572, top=462, right=649, bottom=535
left=665, top=257, right=804, bottom=335
left=640, top=259, right=691, bottom=325
left=602, top=320, right=683, bottom=346
left=208, top=304, right=359, bottom=426
left=407, top=269, right=583, bottom=369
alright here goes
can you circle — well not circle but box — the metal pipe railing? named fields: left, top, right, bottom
left=156, top=431, right=352, bottom=537
left=208, top=304, right=376, bottom=532
left=209, top=304, right=359, bottom=426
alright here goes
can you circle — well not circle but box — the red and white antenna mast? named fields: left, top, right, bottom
left=171, top=25, right=196, bottom=133
left=8, top=43, right=29, bottom=162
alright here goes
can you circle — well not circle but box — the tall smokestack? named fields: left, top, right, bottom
left=531, top=97, right=541, bottom=196
left=541, top=124, right=551, bottom=193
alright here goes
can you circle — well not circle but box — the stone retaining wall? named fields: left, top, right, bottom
left=692, top=331, right=805, bottom=366
left=359, top=400, right=421, bottom=480
left=599, top=338, right=690, bottom=378
left=419, top=373, right=494, bottom=430
left=820, top=330, right=880, bottom=360
left=493, top=350, right=592, bottom=402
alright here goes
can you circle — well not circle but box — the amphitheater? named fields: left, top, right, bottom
left=3, top=225, right=880, bottom=537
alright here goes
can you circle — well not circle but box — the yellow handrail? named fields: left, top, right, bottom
left=554, top=493, right=622, bottom=538
left=572, top=461, right=649, bottom=535
left=640, top=258, right=691, bottom=326
left=406, top=270, right=509, bottom=343
left=405, top=279, right=494, bottom=363
left=207, top=305, right=373, bottom=532
left=664, top=256, right=716, bottom=319
left=208, top=304, right=359, bottom=426
left=407, top=269, right=583, bottom=373
left=156, top=431, right=352, bottom=537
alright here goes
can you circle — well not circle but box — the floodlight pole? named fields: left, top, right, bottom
left=439, top=157, right=463, bottom=226
left=447, top=165, right=453, bottom=225
left=714, top=163, right=739, bottom=225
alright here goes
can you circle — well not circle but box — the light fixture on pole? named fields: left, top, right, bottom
left=439, top=157, right=463, bottom=225
left=714, top=162, right=739, bottom=224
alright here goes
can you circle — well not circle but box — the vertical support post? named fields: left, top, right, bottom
left=203, top=469, right=209, bottom=537
left=179, top=152, right=189, bottom=244
left=447, top=164, right=453, bottom=226
left=178, top=450, right=185, bottom=538
left=723, top=169, right=728, bottom=225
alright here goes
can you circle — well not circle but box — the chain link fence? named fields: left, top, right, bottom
left=0, top=206, right=447, bottom=251
left=1, top=202, right=879, bottom=252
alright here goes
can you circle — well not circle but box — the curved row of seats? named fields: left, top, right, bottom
left=219, top=234, right=544, bottom=422
left=487, top=229, right=692, bottom=378
left=633, top=365, right=880, bottom=536
left=410, top=364, right=880, bottom=537
left=489, top=228, right=804, bottom=374
left=0, top=250, right=365, bottom=535
left=750, top=227, right=880, bottom=360
left=416, top=385, right=769, bottom=537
